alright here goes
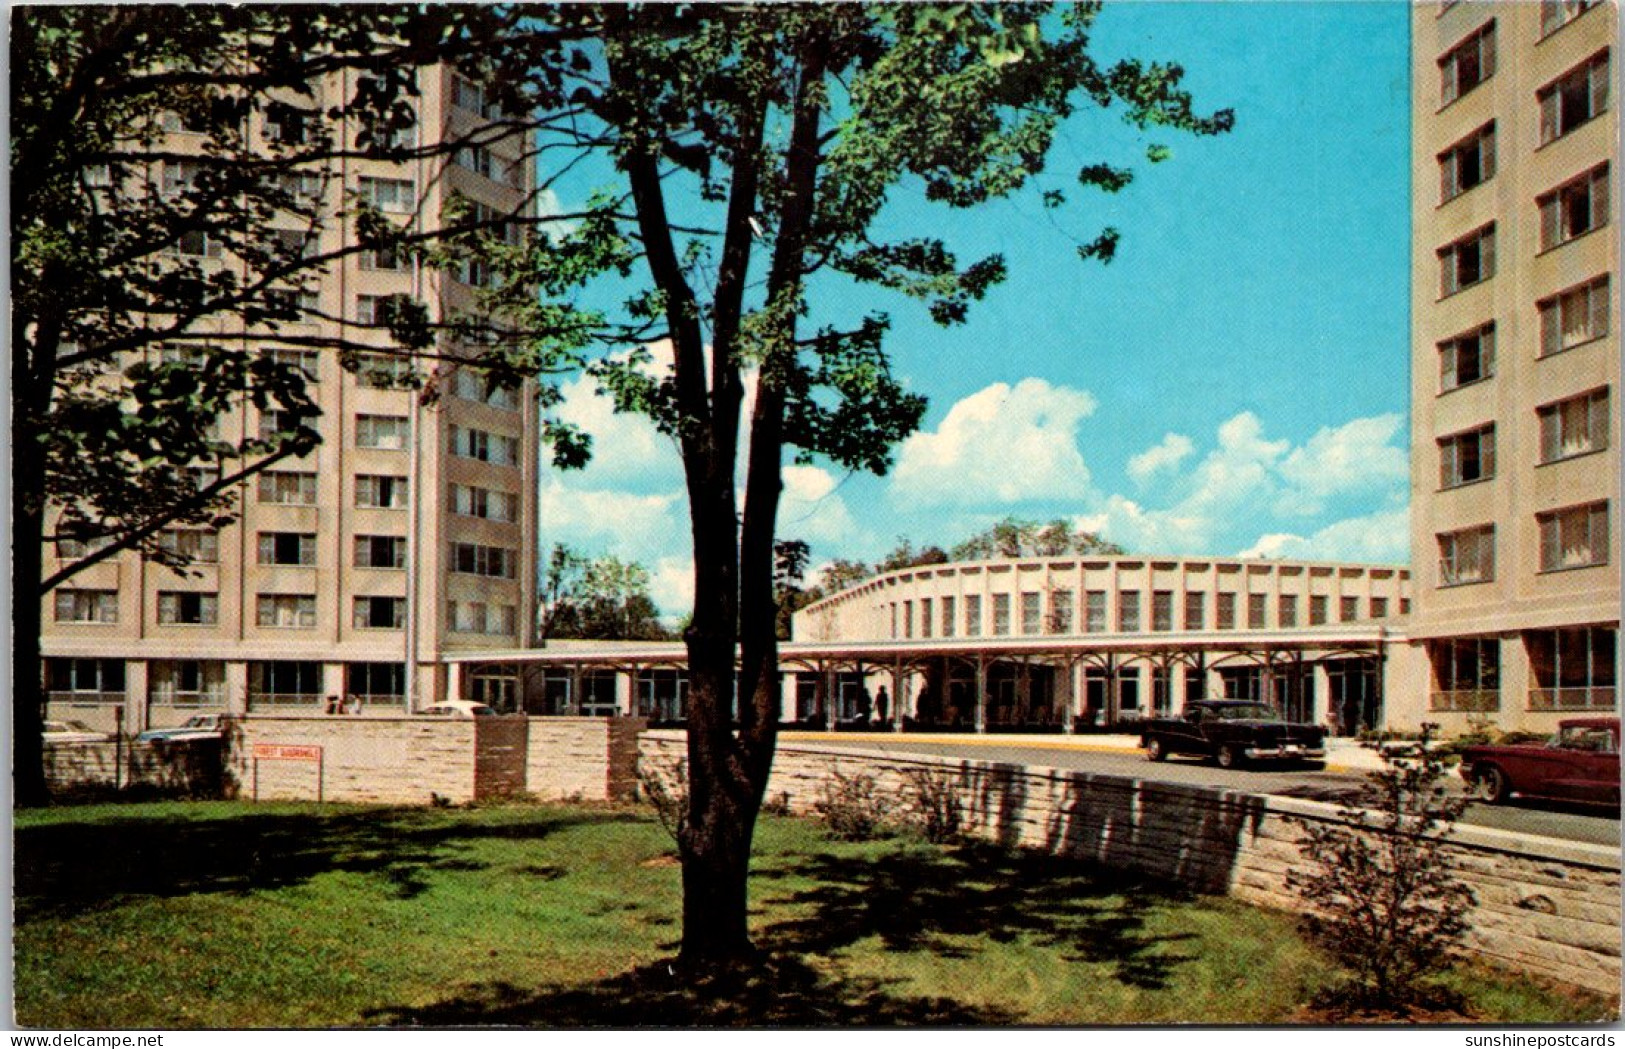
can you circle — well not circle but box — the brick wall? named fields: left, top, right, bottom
left=638, top=733, right=1622, bottom=995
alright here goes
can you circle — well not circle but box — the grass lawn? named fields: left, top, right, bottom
left=13, top=800, right=1612, bottom=1028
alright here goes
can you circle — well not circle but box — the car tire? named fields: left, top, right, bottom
left=1146, top=738, right=1168, bottom=762
left=1216, top=745, right=1243, bottom=770
left=1470, top=765, right=1512, bottom=804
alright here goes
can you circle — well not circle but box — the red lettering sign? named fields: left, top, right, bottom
left=254, top=743, right=322, bottom=762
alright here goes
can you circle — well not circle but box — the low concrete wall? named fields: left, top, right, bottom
left=524, top=718, right=647, bottom=802
left=638, top=734, right=1622, bottom=995
left=44, top=739, right=225, bottom=797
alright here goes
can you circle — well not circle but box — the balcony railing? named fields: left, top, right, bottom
left=248, top=691, right=322, bottom=708
left=149, top=690, right=227, bottom=708
left=48, top=690, right=125, bottom=706
left=1429, top=689, right=1501, bottom=713
left=1527, top=687, right=1617, bottom=712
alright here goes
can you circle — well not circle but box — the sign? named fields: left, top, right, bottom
left=253, top=743, right=322, bottom=762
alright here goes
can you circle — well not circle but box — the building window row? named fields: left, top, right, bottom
left=356, top=413, right=409, bottom=450
left=258, top=593, right=317, bottom=628
left=1538, top=387, right=1609, bottom=464
left=54, top=589, right=118, bottom=624
left=1437, top=524, right=1496, bottom=586
left=157, top=591, right=217, bottom=625
left=353, top=595, right=406, bottom=630
left=1438, top=121, right=1495, bottom=204
left=1540, top=0, right=1602, bottom=38
left=1438, top=223, right=1494, bottom=297
left=1437, top=324, right=1494, bottom=393
left=1539, top=275, right=1610, bottom=358
left=1438, top=424, right=1495, bottom=489
left=448, top=482, right=520, bottom=522
left=1428, top=627, right=1616, bottom=713
left=451, top=369, right=521, bottom=411
left=259, top=470, right=318, bottom=506
left=1537, top=163, right=1609, bottom=253
left=1538, top=501, right=1610, bottom=572
left=259, top=531, right=316, bottom=566
left=1538, top=49, right=1609, bottom=147
left=449, top=541, right=517, bottom=578
left=1439, top=21, right=1495, bottom=108
left=448, top=600, right=518, bottom=635
left=449, top=424, right=520, bottom=466
left=355, top=534, right=407, bottom=569
left=356, top=474, right=408, bottom=509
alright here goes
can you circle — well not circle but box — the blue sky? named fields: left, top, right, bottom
left=538, top=3, right=1415, bottom=615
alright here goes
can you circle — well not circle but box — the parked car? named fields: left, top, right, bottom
left=1457, top=717, right=1619, bottom=806
left=1140, top=700, right=1327, bottom=769
left=136, top=714, right=228, bottom=744
left=43, top=719, right=111, bottom=743
left=417, top=699, right=499, bottom=718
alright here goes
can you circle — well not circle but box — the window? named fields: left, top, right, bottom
left=1438, top=224, right=1494, bottom=297
left=1538, top=501, right=1610, bottom=571
left=54, top=589, right=118, bottom=623
left=264, top=104, right=312, bottom=145
left=1439, top=323, right=1495, bottom=392
left=360, top=113, right=416, bottom=152
left=47, top=658, right=126, bottom=701
left=1539, top=276, right=1610, bottom=356
left=1439, top=424, right=1496, bottom=488
left=154, top=528, right=218, bottom=564
left=1539, top=165, right=1610, bottom=251
left=257, top=408, right=310, bottom=443
left=450, top=541, right=516, bottom=578
left=920, top=598, right=933, bottom=639
left=268, top=287, right=321, bottom=317
left=56, top=532, right=112, bottom=560
left=1526, top=625, right=1616, bottom=711
left=157, top=591, right=217, bottom=625
left=964, top=594, right=982, bottom=637
left=941, top=596, right=957, bottom=638
left=355, top=413, right=409, bottom=450
left=355, top=474, right=408, bottom=509
left=349, top=662, right=408, bottom=702
left=258, top=470, right=317, bottom=505
left=354, top=352, right=416, bottom=389
left=452, top=369, right=520, bottom=410
left=257, top=593, right=316, bottom=628
left=265, top=348, right=319, bottom=381
left=449, top=425, right=520, bottom=466
left=1247, top=593, right=1267, bottom=629
left=358, top=176, right=415, bottom=213
left=278, top=170, right=324, bottom=203
left=1540, top=0, right=1601, bottom=37
left=1084, top=591, right=1107, bottom=632
left=1340, top=596, right=1359, bottom=622
left=173, top=229, right=223, bottom=259
left=1371, top=597, right=1389, bottom=619
left=1117, top=591, right=1141, bottom=632
left=354, top=535, right=406, bottom=569
left=353, top=596, right=406, bottom=629
left=991, top=593, right=1011, bottom=636
left=249, top=660, right=322, bottom=704
left=355, top=293, right=410, bottom=327
left=161, top=159, right=202, bottom=198
left=1278, top=594, right=1298, bottom=627
left=1309, top=595, right=1328, bottom=626
left=1215, top=592, right=1236, bottom=630
left=1439, top=122, right=1495, bottom=202
left=257, top=531, right=316, bottom=566
left=149, top=660, right=225, bottom=706
left=448, top=602, right=518, bottom=636
left=1538, top=51, right=1610, bottom=145
left=456, top=144, right=505, bottom=182
left=1438, top=524, right=1496, bottom=585
left=1429, top=637, right=1501, bottom=712
left=1048, top=590, right=1073, bottom=634
left=1020, top=592, right=1041, bottom=634
left=1152, top=591, right=1174, bottom=632
left=1539, top=387, right=1609, bottom=463
left=1439, top=22, right=1495, bottom=106
left=451, top=73, right=504, bottom=120
left=902, top=601, right=913, bottom=639
left=448, top=483, right=520, bottom=522
left=270, top=227, right=316, bottom=260
left=1183, top=592, right=1206, bottom=631
left=360, top=242, right=408, bottom=271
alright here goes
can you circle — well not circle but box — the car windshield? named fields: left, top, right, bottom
left=1556, top=725, right=1617, bottom=753
left=1212, top=704, right=1281, bottom=722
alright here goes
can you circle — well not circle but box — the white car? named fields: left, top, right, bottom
left=417, top=700, right=499, bottom=718
left=136, top=714, right=227, bottom=744
left=43, top=719, right=110, bottom=743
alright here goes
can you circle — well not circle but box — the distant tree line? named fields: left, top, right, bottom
left=538, top=544, right=674, bottom=642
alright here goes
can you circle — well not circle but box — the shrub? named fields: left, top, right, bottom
left=636, top=755, right=689, bottom=845
left=902, top=765, right=965, bottom=844
left=1287, top=723, right=1475, bottom=1014
left=813, top=764, right=895, bottom=841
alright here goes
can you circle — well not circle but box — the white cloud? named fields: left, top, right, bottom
left=1237, top=506, right=1410, bottom=563
left=892, top=378, right=1097, bottom=506
left=538, top=480, right=685, bottom=565
left=648, top=556, right=695, bottom=622
left=779, top=464, right=865, bottom=547
left=1126, top=433, right=1194, bottom=484
left=1075, top=497, right=1209, bottom=553
left=1276, top=413, right=1409, bottom=515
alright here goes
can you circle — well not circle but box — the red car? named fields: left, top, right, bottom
left=1458, top=717, right=1620, bottom=806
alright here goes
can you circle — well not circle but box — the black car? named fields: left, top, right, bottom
left=1139, top=700, right=1326, bottom=769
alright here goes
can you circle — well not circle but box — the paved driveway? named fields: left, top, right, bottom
left=783, top=734, right=1621, bottom=848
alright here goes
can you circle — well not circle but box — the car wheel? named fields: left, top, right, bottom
left=1146, top=738, right=1168, bottom=762
left=1470, top=765, right=1512, bottom=804
left=1216, top=745, right=1243, bottom=770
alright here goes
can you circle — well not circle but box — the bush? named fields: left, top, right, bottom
left=813, top=764, right=895, bottom=841
left=902, top=765, right=965, bottom=843
left=1287, top=723, right=1476, bottom=1014
left=636, top=755, right=689, bottom=845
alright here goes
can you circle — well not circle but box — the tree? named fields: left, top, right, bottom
left=489, top=4, right=1230, bottom=968
left=772, top=539, right=811, bottom=641
left=950, top=516, right=1124, bottom=561
left=540, top=545, right=672, bottom=641
left=537, top=544, right=592, bottom=642
left=1286, top=725, right=1476, bottom=1013
left=9, top=7, right=623, bottom=804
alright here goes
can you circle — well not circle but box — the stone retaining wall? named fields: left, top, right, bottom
left=638, top=734, right=1622, bottom=995
left=43, top=738, right=224, bottom=797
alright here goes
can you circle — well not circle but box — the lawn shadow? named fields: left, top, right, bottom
left=364, top=953, right=1020, bottom=1027
left=755, top=840, right=1199, bottom=990
left=14, top=806, right=643, bottom=922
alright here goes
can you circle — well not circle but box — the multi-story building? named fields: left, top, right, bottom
left=42, top=67, right=539, bottom=732
left=1409, top=1, right=1619, bottom=731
